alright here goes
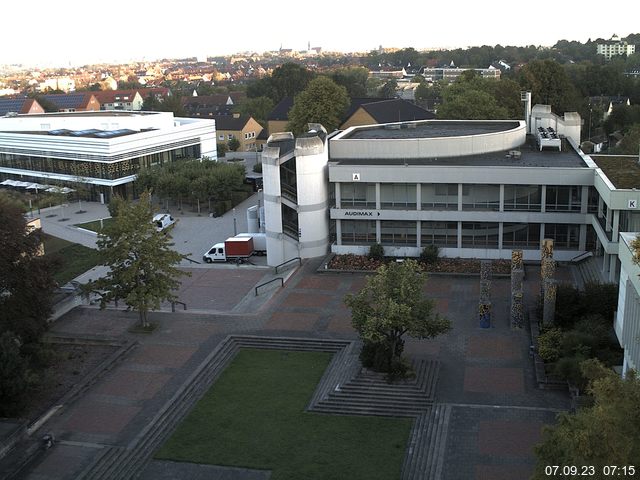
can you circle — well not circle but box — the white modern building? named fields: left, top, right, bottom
left=597, top=34, right=636, bottom=60
left=0, top=111, right=216, bottom=201
left=614, top=233, right=640, bottom=376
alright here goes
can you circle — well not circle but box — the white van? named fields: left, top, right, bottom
left=153, top=213, right=175, bottom=232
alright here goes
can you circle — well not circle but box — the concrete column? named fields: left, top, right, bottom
left=457, top=221, right=462, bottom=249
left=416, top=221, right=421, bottom=249
left=498, top=222, right=504, bottom=250
left=336, top=219, right=342, bottom=246
left=579, top=224, right=587, bottom=251
left=499, top=184, right=505, bottom=212
left=376, top=220, right=381, bottom=243
left=542, top=279, right=557, bottom=327
left=540, top=185, right=546, bottom=213
left=539, top=224, right=545, bottom=248
left=581, top=185, right=589, bottom=214
left=610, top=255, right=618, bottom=283
left=613, top=210, right=620, bottom=240
left=335, top=183, right=341, bottom=209
left=416, top=184, right=421, bottom=211
left=603, top=252, right=610, bottom=274
left=598, top=196, right=603, bottom=218
left=375, top=183, right=381, bottom=210
left=606, top=207, right=612, bottom=232
left=458, top=184, right=463, bottom=211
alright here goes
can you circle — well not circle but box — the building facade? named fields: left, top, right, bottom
left=0, top=111, right=216, bottom=201
left=597, top=35, right=636, bottom=59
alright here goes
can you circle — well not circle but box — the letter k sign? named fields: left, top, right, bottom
left=629, top=199, right=637, bottom=209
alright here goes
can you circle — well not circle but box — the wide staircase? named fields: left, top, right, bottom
left=574, top=255, right=606, bottom=288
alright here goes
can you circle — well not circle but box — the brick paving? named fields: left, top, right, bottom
left=12, top=260, right=576, bottom=480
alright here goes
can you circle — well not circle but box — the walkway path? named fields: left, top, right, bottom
left=8, top=259, right=571, bottom=480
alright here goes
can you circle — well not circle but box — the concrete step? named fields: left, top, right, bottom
left=311, top=404, right=422, bottom=418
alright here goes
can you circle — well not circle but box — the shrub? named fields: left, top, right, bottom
left=553, top=354, right=589, bottom=390
left=368, top=243, right=385, bottom=261
left=217, top=142, right=228, bottom=157
left=0, top=332, right=32, bottom=417
left=420, top=245, right=440, bottom=264
left=537, top=328, right=564, bottom=362
left=554, top=283, right=618, bottom=330
left=253, top=162, right=263, bottom=173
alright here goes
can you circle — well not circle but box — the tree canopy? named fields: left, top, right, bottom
left=533, top=359, right=640, bottom=477
left=344, top=259, right=451, bottom=373
left=85, top=191, right=189, bottom=327
left=330, top=67, right=369, bottom=98
left=287, top=76, right=349, bottom=134
left=247, top=63, right=315, bottom=103
left=518, top=59, right=581, bottom=113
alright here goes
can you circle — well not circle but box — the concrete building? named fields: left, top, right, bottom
left=614, top=233, right=640, bottom=376
left=597, top=34, right=636, bottom=60
left=419, top=66, right=501, bottom=81
left=0, top=111, right=216, bottom=201
left=213, top=114, right=263, bottom=152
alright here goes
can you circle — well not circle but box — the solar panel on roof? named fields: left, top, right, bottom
left=0, top=99, right=26, bottom=115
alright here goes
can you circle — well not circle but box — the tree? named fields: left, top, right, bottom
left=379, top=79, right=398, bottom=98
left=85, top=191, right=189, bottom=328
left=228, top=138, right=241, bottom=152
left=533, top=359, right=640, bottom=477
left=518, top=59, right=581, bottom=113
left=287, top=77, right=349, bottom=134
left=344, top=259, right=451, bottom=374
left=247, top=63, right=315, bottom=103
left=0, top=332, right=32, bottom=417
left=234, top=96, right=274, bottom=126
left=0, top=193, right=56, bottom=345
left=438, top=88, right=508, bottom=120
left=330, top=67, right=369, bottom=98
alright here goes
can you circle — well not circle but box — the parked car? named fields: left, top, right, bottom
left=153, top=213, right=175, bottom=232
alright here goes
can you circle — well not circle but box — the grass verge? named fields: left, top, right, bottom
left=75, top=217, right=113, bottom=233
left=43, top=234, right=101, bottom=284
left=155, top=348, right=412, bottom=480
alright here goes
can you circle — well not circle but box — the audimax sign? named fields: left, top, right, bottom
left=343, top=211, right=380, bottom=217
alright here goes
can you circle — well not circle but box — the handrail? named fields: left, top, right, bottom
left=275, top=256, right=301, bottom=274
left=255, top=277, right=283, bottom=296
left=570, top=251, right=593, bottom=263
left=171, top=301, right=187, bottom=312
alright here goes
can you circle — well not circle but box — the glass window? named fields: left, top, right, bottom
left=588, top=186, right=599, bottom=214
left=544, top=224, right=580, bottom=249
left=502, top=223, right=541, bottom=248
left=461, top=222, right=499, bottom=248
left=380, top=183, right=416, bottom=209
left=341, top=220, right=376, bottom=245
left=422, top=183, right=458, bottom=210
left=461, top=185, right=500, bottom=211
left=421, top=221, right=458, bottom=247
left=380, top=221, right=417, bottom=245
left=340, top=182, right=376, bottom=209
left=504, top=185, right=542, bottom=211
left=545, top=186, right=581, bottom=212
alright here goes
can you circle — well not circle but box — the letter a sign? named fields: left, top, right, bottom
left=352, top=173, right=361, bottom=181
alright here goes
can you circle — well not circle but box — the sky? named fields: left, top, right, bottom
left=2, top=0, right=639, bottom=67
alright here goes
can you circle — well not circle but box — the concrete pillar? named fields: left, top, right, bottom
left=458, top=184, right=463, bottom=211
left=375, top=183, right=381, bottom=210
left=542, top=279, right=557, bottom=326
left=376, top=219, right=381, bottom=243
left=335, top=182, right=341, bottom=209
left=479, top=260, right=492, bottom=328
left=606, top=206, right=612, bottom=232
left=511, top=291, right=524, bottom=329
left=498, top=222, right=504, bottom=251
left=609, top=255, right=618, bottom=283
left=416, top=184, right=421, bottom=211
left=457, top=221, right=462, bottom=249
left=499, top=184, right=505, bottom=212
left=603, top=252, right=610, bottom=274
left=613, top=210, right=620, bottom=240
left=540, top=185, right=546, bottom=213
left=416, top=221, right=421, bottom=249
left=579, top=224, right=587, bottom=251
left=598, top=196, right=603, bottom=218
left=581, top=185, right=589, bottom=214
left=336, top=219, right=342, bottom=246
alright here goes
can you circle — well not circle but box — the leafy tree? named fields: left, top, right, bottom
left=438, top=88, right=508, bottom=119
left=379, top=79, right=398, bottom=98
left=85, top=191, right=189, bottom=327
left=217, top=142, right=228, bottom=157
left=234, top=96, right=274, bottom=126
left=611, top=125, right=640, bottom=154
left=0, top=332, right=32, bottom=417
left=247, top=63, right=315, bottom=103
left=142, top=94, right=162, bottom=111
left=415, top=82, right=442, bottom=110
left=518, top=59, right=581, bottom=113
left=330, top=67, right=369, bottom=98
left=344, top=259, right=451, bottom=373
left=287, top=77, right=349, bottom=134
left=533, top=359, right=640, bottom=477
left=0, top=194, right=56, bottom=344
left=228, top=138, right=241, bottom=152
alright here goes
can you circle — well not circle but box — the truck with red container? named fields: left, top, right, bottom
left=202, top=236, right=255, bottom=263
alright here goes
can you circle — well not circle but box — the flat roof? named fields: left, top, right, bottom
left=342, top=120, right=521, bottom=140
left=13, top=111, right=158, bottom=118
left=0, top=128, right=146, bottom=139
left=332, top=137, right=587, bottom=168
left=591, top=155, right=640, bottom=189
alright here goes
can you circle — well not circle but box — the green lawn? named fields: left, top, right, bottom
left=156, top=349, right=412, bottom=480
left=75, top=217, right=113, bottom=233
left=43, top=234, right=101, bottom=284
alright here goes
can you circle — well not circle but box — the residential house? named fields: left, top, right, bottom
left=40, top=93, right=100, bottom=112
left=0, top=98, right=45, bottom=116
left=589, top=96, right=631, bottom=121
left=94, top=90, right=144, bottom=111
left=214, top=114, right=263, bottom=152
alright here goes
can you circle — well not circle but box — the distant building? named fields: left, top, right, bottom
left=0, top=98, right=44, bottom=116
left=38, top=77, right=76, bottom=93
left=589, top=96, right=631, bottom=121
left=0, top=111, right=216, bottom=202
left=94, top=90, right=144, bottom=111
left=213, top=114, right=263, bottom=152
left=100, top=76, right=118, bottom=91
left=419, top=65, right=500, bottom=81
left=597, top=34, right=636, bottom=59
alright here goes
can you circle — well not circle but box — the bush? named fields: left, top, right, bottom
left=553, top=354, right=588, bottom=390
left=554, top=283, right=618, bottom=330
left=217, top=142, right=228, bottom=157
left=253, top=162, right=263, bottom=173
left=537, top=328, right=564, bottom=362
left=420, top=245, right=439, bottom=264
left=228, top=138, right=241, bottom=151
left=368, top=243, right=385, bottom=261
left=0, top=332, right=32, bottom=417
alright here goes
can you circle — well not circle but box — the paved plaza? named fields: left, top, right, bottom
left=4, top=254, right=573, bottom=479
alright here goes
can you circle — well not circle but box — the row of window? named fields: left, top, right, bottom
left=338, top=183, right=598, bottom=213
left=339, top=220, right=590, bottom=250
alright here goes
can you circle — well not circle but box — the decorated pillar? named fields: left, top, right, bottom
left=479, top=260, right=492, bottom=328
left=510, top=250, right=525, bottom=329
